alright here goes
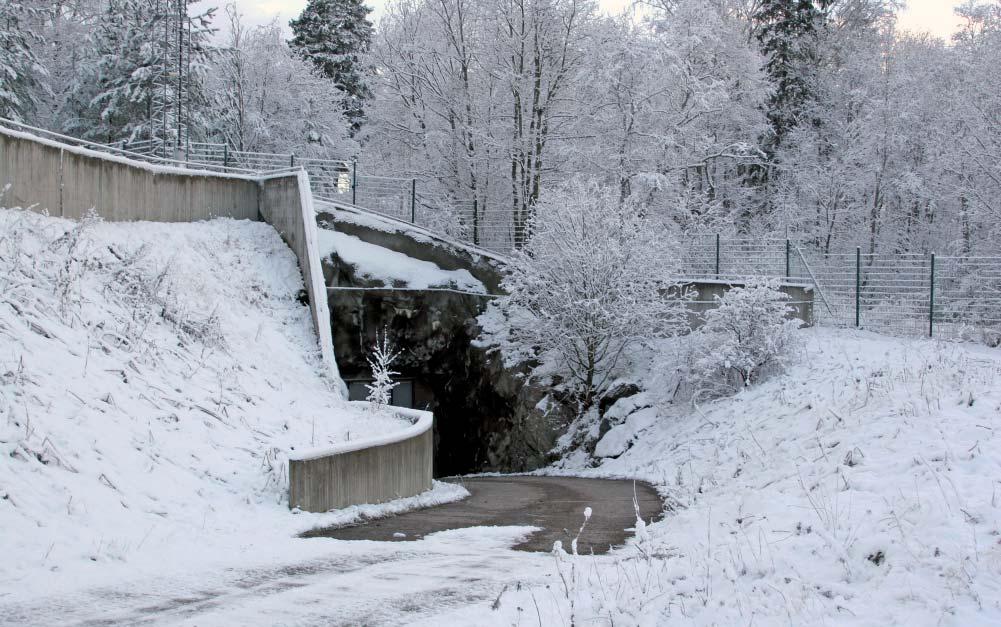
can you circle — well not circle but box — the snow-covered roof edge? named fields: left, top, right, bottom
left=288, top=403, right=432, bottom=461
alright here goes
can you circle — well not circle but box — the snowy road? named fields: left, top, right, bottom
left=2, top=528, right=548, bottom=626
left=1, top=477, right=661, bottom=626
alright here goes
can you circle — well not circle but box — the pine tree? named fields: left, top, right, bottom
left=66, top=0, right=214, bottom=147
left=753, top=0, right=830, bottom=149
left=0, top=2, right=47, bottom=122
left=289, top=0, right=373, bottom=134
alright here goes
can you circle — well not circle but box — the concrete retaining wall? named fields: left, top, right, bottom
left=0, top=125, right=339, bottom=385
left=0, top=126, right=259, bottom=221
left=259, top=172, right=340, bottom=383
left=682, top=280, right=814, bottom=328
left=316, top=203, right=506, bottom=293
left=288, top=406, right=434, bottom=512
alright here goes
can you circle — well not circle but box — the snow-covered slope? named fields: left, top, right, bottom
left=438, top=329, right=1001, bottom=625
left=0, top=208, right=410, bottom=593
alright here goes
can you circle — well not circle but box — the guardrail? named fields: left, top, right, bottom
left=288, top=405, right=434, bottom=512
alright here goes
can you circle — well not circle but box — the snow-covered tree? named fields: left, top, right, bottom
left=753, top=0, right=830, bottom=149
left=365, top=331, right=400, bottom=409
left=0, top=1, right=48, bottom=121
left=64, top=0, right=215, bottom=146
left=31, top=0, right=105, bottom=131
left=289, top=0, right=374, bottom=133
left=208, top=7, right=356, bottom=158
left=575, top=1, right=769, bottom=234
left=499, top=179, right=691, bottom=410
left=690, top=279, right=802, bottom=393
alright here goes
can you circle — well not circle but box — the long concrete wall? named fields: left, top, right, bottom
left=0, top=126, right=259, bottom=221
left=288, top=406, right=434, bottom=512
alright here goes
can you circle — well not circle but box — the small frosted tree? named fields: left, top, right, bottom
left=500, top=179, right=691, bottom=411
left=365, top=331, right=400, bottom=410
left=690, top=278, right=802, bottom=394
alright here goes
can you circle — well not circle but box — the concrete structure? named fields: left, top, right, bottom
left=317, top=202, right=506, bottom=293
left=288, top=406, right=434, bottom=512
left=681, top=280, right=815, bottom=328
left=258, top=171, right=338, bottom=381
left=0, top=124, right=339, bottom=383
left=0, top=126, right=259, bottom=221
left=1, top=124, right=439, bottom=512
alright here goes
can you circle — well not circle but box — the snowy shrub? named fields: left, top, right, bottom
left=689, top=279, right=802, bottom=394
left=365, top=331, right=400, bottom=410
left=500, top=179, right=690, bottom=410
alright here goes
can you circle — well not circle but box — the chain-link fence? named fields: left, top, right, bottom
left=671, top=237, right=1001, bottom=343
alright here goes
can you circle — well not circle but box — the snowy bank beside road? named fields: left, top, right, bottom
left=433, top=329, right=1001, bottom=625
left=0, top=208, right=411, bottom=596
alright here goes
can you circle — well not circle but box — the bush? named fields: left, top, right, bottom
left=690, top=279, right=802, bottom=394
left=499, top=179, right=690, bottom=411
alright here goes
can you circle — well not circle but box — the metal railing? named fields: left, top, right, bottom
left=0, top=121, right=270, bottom=176
left=114, top=136, right=531, bottom=254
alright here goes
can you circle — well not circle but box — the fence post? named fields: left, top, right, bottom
left=410, top=179, right=417, bottom=223
left=290, top=154, right=295, bottom=168
left=929, top=252, right=936, bottom=338
left=855, top=246, right=861, bottom=328
left=351, top=160, right=357, bottom=205
left=473, top=197, right=480, bottom=247
left=223, top=144, right=229, bottom=169
left=715, top=233, right=720, bottom=277
left=785, top=239, right=791, bottom=279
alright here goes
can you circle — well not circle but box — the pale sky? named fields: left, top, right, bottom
left=206, top=0, right=965, bottom=40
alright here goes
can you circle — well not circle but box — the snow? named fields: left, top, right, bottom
left=4, top=207, right=1001, bottom=626
left=454, top=328, right=1001, bottom=625
left=317, top=227, right=486, bottom=293
left=0, top=208, right=417, bottom=598
left=290, top=404, right=432, bottom=460
left=316, top=199, right=509, bottom=264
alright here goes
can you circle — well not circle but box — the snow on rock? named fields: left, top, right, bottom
left=0, top=208, right=413, bottom=595
left=594, top=406, right=659, bottom=458
left=317, top=228, right=485, bottom=293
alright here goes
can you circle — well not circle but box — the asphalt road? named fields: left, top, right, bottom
left=303, top=475, right=664, bottom=555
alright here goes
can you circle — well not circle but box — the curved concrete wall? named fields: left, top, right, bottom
left=288, top=406, right=434, bottom=512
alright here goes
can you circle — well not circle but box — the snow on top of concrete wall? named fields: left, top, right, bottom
left=318, top=228, right=487, bottom=294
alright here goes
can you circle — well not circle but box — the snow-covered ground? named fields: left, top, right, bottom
left=436, top=328, right=1001, bottom=625
left=0, top=208, right=449, bottom=603
left=4, top=207, right=1001, bottom=626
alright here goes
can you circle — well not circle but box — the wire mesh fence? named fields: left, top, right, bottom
left=653, top=234, right=1001, bottom=342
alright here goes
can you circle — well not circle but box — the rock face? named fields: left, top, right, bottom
left=320, top=215, right=564, bottom=476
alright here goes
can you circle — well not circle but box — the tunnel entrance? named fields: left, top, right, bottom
left=328, top=286, right=559, bottom=477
